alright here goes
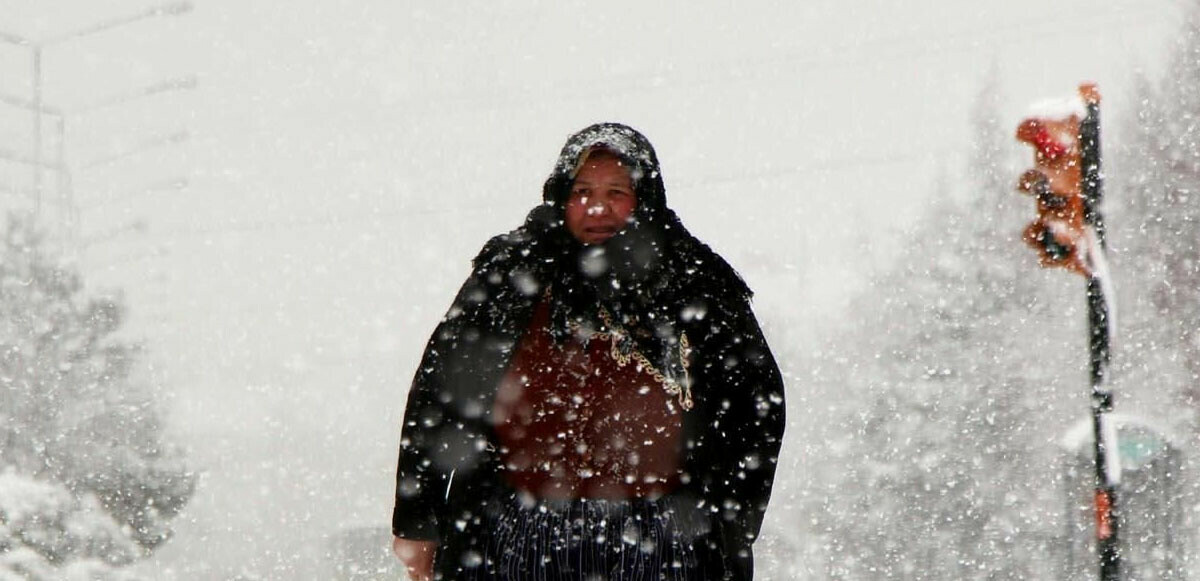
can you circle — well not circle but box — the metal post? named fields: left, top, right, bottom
left=1080, top=87, right=1122, bottom=581
left=31, top=45, right=43, bottom=217
left=55, top=116, right=77, bottom=256
left=1089, top=278, right=1120, bottom=580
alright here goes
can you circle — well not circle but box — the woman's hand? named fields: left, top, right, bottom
left=392, top=536, right=437, bottom=581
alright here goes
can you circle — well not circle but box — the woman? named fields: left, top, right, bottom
left=392, top=123, right=785, bottom=580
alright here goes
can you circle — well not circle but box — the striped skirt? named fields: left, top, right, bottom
left=451, top=491, right=716, bottom=581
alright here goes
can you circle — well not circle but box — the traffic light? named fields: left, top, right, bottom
left=1014, top=85, right=1097, bottom=276
left=1015, top=84, right=1122, bottom=581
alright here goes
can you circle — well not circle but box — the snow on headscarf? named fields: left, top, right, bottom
left=519, top=123, right=749, bottom=382
left=543, top=123, right=665, bottom=214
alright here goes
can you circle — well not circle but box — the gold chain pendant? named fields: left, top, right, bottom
left=567, top=307, right=693, bottom=411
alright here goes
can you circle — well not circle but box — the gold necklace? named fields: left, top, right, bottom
left=566, top=305, right=694, bottom=411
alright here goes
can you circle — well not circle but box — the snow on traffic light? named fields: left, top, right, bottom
left=1014, top=84, right=1100, bottom=277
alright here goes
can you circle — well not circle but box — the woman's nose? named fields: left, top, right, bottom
left=587, top=196, right=610, bottom=216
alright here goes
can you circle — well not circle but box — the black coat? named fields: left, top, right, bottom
left=392, top=124, right=786, bottom=580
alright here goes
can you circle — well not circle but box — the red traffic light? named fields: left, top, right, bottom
left=1016, top=119, right=1072, bottom=160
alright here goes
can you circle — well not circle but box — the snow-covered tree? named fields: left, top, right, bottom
left=1107, top=2, right=1200, bottom=575
left=1111, top=0, right=1200, bottom=438
left=0, top=214, right=194, bottom=578
left=812, top=76, right=1084, bottom=580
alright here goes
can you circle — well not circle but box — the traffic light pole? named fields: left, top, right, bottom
left=1089, top=276, right=1120, bottom=580
left=1080, top=91, right=1122, bottom=581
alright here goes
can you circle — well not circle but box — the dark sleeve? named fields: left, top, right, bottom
left=391, top=236, right=516, bottom=540
left=698, top=296, right=786, bottom=576
left=390, top=292, right=467, bottom=540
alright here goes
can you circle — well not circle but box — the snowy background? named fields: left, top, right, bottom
left=1, top=0, right=1193, bottom=579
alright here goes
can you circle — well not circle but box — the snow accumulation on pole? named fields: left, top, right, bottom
left=1086, top=230, right=1117, bottom=379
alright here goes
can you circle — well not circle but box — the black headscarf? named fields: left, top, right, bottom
left=519, top=123, right=750, bottom=378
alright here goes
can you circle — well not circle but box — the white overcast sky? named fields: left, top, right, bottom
left=0, top=0, right=1185, bottom=578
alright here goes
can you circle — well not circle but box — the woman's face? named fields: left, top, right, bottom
left=565, top=153, right=637, bottom=245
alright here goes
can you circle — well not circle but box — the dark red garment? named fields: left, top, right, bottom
left=493, top=299, right=684, bottom=500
